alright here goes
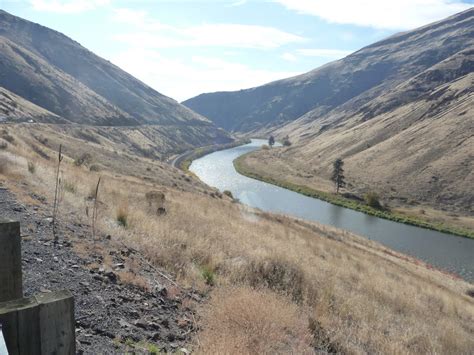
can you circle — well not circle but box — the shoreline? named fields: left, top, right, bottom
left=233, top=152, right=474, bottom=240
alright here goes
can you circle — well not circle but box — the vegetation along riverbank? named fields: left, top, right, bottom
left=234, top=152, right=474, bottom=239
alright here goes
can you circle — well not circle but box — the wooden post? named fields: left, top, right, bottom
left=0, top=291, right=75, bottom=355
left=36, top=290, right=76, bottom=355
left=0, top=220, right=22, bottom=302
left=0, top=296, right=41, bottom=355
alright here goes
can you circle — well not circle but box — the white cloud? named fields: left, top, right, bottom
left=111, top=49, right=301, bottom=101
left=30, top=0, right=110, bottom=13
left=228, top=0, right=247, bottom=6
left=274, top=0, right=472, bottom=30
left=281, top=52, right=298, bottom=61
left=111, top=8, right=305, bottom=49
left=296, top=48, right=353, bottom=58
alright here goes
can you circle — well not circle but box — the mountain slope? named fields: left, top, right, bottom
left=0, top=86, right=62, bottom=122
left=0, top=10, right=218, bottom=127
left=183, top=8, right=474, bottom=133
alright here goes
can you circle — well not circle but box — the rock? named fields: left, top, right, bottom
left=93, top=275, right=105, bottom=282
left=134, top=318, right=149, bottom=329
left=119, top=319, right=133, bottom=328
left=166, top=332, right=176, bottom=342
left=113, top=263, right=125, bottom=270
left=161, top=319, right=169, bottom=328
left=105, top=271, right=118, bottom=283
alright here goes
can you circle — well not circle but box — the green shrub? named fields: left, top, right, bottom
left=63, top=180, right=76, bottom=194
left=116, top=204, right=129, bottom=228
left=27, top=161, right=36, bottom=174
left=89, top=164, right=101, bottom=172
left=74, top=152, right=92, bottom=167
left=201, top=265, right=215, bottom=286
left=364, top=192, right=382, bottom=209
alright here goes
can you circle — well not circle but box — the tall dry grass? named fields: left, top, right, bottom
left=196, top=286, right=313, bottom=354
left=2, top=130, right=474, bottom=354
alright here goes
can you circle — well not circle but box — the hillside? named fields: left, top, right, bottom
left=1, top=124, right=473, bottom=353
left=0, top=10, right=232, bottom=149
left=183, top=8, right=474, bottom=133
left=0, top=86, right=61, bottom=122
left=187, top=9, right=474, bottom=215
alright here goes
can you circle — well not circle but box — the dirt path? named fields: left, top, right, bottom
left=0, top=187, right=199, bottom=354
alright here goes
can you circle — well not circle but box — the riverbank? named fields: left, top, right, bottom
left=176, top=139, right=251, bottom=171
left=234, top=153, right=474, bottom=239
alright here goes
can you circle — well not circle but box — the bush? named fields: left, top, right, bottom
left=31, top=144, right=49, bottom=160
left=27, top=161, right=36, bottom=174
left=364, top=192, right=382, bottom=209
left=63, top=180, right=76, bottom=194
left=0, top=142, right=7, bottom=150
left=145, top=190, right=165, bottom=208
left=261, top=145, right=270, bottom=150
left=116, top=204, right=129, bottom=228
left=282, top=136, right=292, bottom=146
left=0, top=156, right=9, bottom=175
left=74, top=152, right=93, bottom=167
left=236, top=256, right=307, bottom=302
left=223, top=190, right=234, bottom=199
left=1, top=130, right=14, bottom=143
left=197, top=287, right=312, bottom=353
left=89, top=164, right=101, bottom=172
left=201, top=265, right=216, bottom=286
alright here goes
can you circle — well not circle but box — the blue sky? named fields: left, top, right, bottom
left=1, top=1, right=473, bottom=101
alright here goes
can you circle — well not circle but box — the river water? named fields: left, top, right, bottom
left=190, top=139, right=474, bottom=282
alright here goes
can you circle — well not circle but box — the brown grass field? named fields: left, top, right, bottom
left=1, top=124, right=473, bottom=353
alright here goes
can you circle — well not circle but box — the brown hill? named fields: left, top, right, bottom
left=183, top=8, right=474, bottom=134
left=0, top=86, right=61, bottom=122
left=0, top=10, right=231, bottom=148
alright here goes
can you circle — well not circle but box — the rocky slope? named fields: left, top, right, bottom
left=0, top=187, right=198, bottom=353
left=183, top=8, right=474, bottom=134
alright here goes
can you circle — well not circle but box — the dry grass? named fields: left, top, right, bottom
left=2, top=126, right=474, bottom=354
left=116, top=271, right=151, bottom=292
left=196, top=287, right=313, bottom=354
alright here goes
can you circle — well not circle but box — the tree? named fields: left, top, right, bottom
left=268, top=135, right=275, bottom=148
left=331, top=158, right=346, bottom=194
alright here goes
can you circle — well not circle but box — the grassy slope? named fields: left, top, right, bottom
left=234, top=151, right=474, bottom=239
left=1, top=125, right=473, bottom=353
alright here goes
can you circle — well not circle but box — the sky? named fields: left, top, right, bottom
left=1, top=1, right=473, bottom=102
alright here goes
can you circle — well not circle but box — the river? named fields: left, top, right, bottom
left=190, top=139, right=474, bottom=282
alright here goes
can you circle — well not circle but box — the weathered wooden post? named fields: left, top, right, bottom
left=0, top=219, right=22, bottom=302
left=0, top=220, right=76, bottom=354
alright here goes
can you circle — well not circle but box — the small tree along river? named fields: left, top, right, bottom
left=190, top=139, right=474, bottom=282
